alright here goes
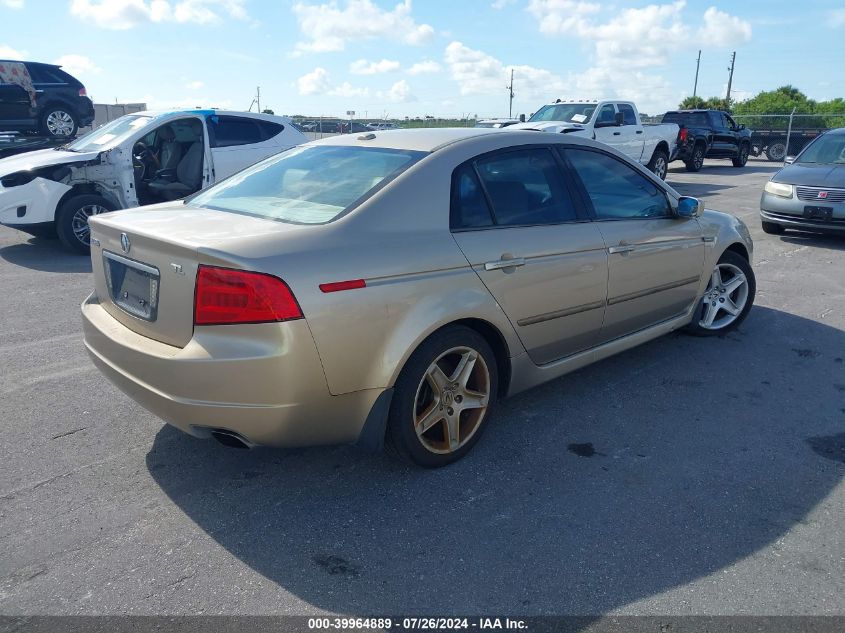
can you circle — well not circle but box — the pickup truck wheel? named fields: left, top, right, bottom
left=647, top=149, right=669, bottom=180
left=684, top=144, right=705, bottom=172
left=56, top=194, right=113, bottom=254
left=765, top=141, right=786, bottom=162
left=762, top=221, right=785, bottom=235
left=732, top=144, right=749, bottom=167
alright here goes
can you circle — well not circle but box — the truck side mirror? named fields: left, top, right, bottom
left=614, top=112, right=624, bottom=126
left=519, top=114, right=526, bottom=122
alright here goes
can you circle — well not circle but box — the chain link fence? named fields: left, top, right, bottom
left=730, top=114, right=845, bottom=161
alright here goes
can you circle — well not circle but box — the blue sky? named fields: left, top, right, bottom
left=1, top=0, right=844, bottom=119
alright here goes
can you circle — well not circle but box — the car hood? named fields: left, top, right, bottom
left=772, top=163, right=845, bottom=187
left=0, top=148, right=100, bottom=177
left=506, top=121, right=589, bottom=134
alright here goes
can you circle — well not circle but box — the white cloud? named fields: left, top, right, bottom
left=830, top=9, right=845, bottom=27
left=491, top=0, right=515, bottom=8
left=2, top=0, right=25, bottom=8
left=408, top=60, right=441, bottom=75
left=443, top=41, right=565, bottom=98
left=526, top=0, right=600, bottom=36
left=186, top=80, right=204, bottom=89
left=53, top=54, right=101, bottom=76
left=0, top=44, right=27, bottom=59
left=329, top=82, right=370, bottom=98
left=697, top=6, right=752, bottom=47
left=69, top=0, right=248, bottom=30
left=297, top=67, right=330, bottom=96
left=292, top=0, right=434, bottom=53
left=349, top=58, right=400, bottom=75
left=380, top=79, right=416, bottom=103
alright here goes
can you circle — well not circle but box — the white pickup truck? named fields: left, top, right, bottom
left=508, top=100, right=679, bottom=180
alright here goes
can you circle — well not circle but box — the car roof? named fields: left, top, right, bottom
left=0, top=60, right=59, bottom=67
left=129, top=109, right=290, bottom=122
left=307, top=126, right=604, bottom=153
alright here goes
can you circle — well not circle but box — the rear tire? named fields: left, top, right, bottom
left=56, top=194, right=113, bottom=254
left=685, top=250, right=755, bottom=337
left=684, top=144, right=705, bottom=172
left=386, top=325, right=498, bottom=468
left=765, top=140, right=786, bottom=162
left=732, top=143, right=749, bottom=167
left=40, top=106, right=78, bottom=138
left=762, top=220, right=785, bottom=235
left=647, top=148, right=669, bottom=180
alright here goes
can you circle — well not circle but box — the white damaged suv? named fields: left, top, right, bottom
left=0, top=109, right=306, bottom=253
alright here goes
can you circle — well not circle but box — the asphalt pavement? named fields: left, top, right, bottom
left=0, top=157, right=843, bottom=617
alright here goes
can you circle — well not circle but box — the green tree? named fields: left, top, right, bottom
left=732, top=86, right=823, bottom=129
left=677, top=96, right=730, bottom=111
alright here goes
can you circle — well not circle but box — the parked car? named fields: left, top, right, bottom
left=82, top=128, right=755, bottom=468
left=0, top=60, right=95, bottom=138
left=0, top=109, right=306, bottom=252
left=759, top=127, right=845, bottom=235
left=368, top=122, right=397, bottom=131
left=475, top=118, right=520, bottom=128
left=662, top=110, right=753, bottom=171
left=508, top=100, right=679, bottom=180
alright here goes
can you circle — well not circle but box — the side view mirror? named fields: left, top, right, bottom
left=519, top=114, right=526, bottom=122
left=737, top=124, right=746, bottom=130
left=785, top=155, right=796, bottom=164
left=614, top=112, right=624, bottom=126
left=676, top=196, right=703, bottom=218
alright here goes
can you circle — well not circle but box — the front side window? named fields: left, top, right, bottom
left=473, top=148, right=577, bottom=227
left=565, top=148, right=671, bottom=220
left=190, top=145, right=425, bottom=224
left=618, top=104, right=637, bottom=125
left=595, top=104, right=616, bottom=126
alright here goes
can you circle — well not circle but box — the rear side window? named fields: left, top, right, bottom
left=565, top=148, right=671, bottom=220
left=452, top=148, right=577, bottom=229
left=618, top=104, right=637, bottom=125
left=26, top=64, right=67, bottom=84
left=210, top=116, right=263, bottom=147
left=256, top=120, right=284, bottom=139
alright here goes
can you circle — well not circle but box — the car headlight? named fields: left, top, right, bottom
left=764, top=181, right=793, bottom=198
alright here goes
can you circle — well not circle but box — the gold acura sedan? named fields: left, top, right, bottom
left=82, top=129, right=755, bottom=467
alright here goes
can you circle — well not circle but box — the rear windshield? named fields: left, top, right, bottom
left=662, top=111, right=709, bottom=127
left=189, top=145, right=425, bottom=224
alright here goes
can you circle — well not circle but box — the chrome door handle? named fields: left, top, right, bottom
left=35, top=89, right=44, bottom=94
left=485, top=257, right=525, bottom=271
left=608, top=245, right=636, bottom=254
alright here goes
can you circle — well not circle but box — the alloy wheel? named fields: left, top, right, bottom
left=654, top=156, right=667, bottom=180
left=71, top=204, right=107, bottom=246
left=46, top=110, right=75, bottom=136
left=413, top=346, right=491, bottom=454
left=694, top=148, right=704, bottom=170
left=699, top=262, right=750, bottom=330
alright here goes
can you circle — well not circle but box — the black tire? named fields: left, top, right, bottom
left=386, top=325, right=498, bottom=468
left=647, top=148, right=669, bottom=180
left=56, top=194, right=113, bottom=254
left=732, top=143, right=749, bottom=167
left=762, top=220, right=785, bottom=235
left=765, top=140, right=786, bottom=162
left=685, top=250, right=755, bottom=337
left=40, top=105, right=78, bottom=138
left=684, top=144, right=705, bottom=172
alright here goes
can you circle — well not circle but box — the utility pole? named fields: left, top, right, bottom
left=506, top=69, right=515, bottom=118
left=693, top=50, right=701, bottom=98
left=256, top=86, right=261, bottom=113
left=725, top=52, right=736, bottom=109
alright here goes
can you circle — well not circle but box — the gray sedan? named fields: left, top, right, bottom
left=760, top=127, right=845, bottom=235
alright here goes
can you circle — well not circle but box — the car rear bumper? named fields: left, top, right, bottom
left=81, top=293, right=382, bottom=447
left=760, top=191, right=845, bottom=233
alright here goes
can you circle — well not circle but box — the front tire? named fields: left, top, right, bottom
left=732, top=143, right=749, bottom=167
left=40, top=106, right=78, bottom=138
left=685, top=250, right=755, bottom=336
left=684, top=144, right=705, bottom=172
left=762, top=220, right=785, bottom=235
left=386, top=325, right=498, bottom=468
left=56, top=194, right=113, bottom=254
left=647, top=148, right=669, bottom=180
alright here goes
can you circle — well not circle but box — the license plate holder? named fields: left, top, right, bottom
left=103, top=251, right=160, bottom=322
left=804, top=206, right=833, bottom=221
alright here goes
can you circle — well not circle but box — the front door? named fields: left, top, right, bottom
left=563, top=146, right=705, bottom=342
left=449, top=147, right=608, bottom=365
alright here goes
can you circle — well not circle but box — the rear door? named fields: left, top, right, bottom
left=450, top=146, right=608, bottom=365
left=709, top=111, right=734, bottom=156
left=563, top=146, right=704, bottom=342
left=617, top=103, right=645, bottom=161
left=208, top=115, right=279, bottom=181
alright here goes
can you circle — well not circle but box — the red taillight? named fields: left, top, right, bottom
left=679, top=128, right=688, bottom=142
left=78, top=88, right=87, bottom=97
left=194, top=265, right=302, bottom=325
left=319, top=279, right=366, bottom=293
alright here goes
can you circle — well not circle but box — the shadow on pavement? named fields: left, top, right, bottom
left=779, top=232, right=845, bottom=252
left=0, top=236, right=91, bottom=273
left=147, top=306, right=844, bottom=615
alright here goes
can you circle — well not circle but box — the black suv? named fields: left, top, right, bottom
left=662, top=109, right=753, bottom=171
left=0, top=60, right=95, bottom=138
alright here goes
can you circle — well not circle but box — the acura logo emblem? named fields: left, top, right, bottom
left=120, top=233, right=131, bottom=253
